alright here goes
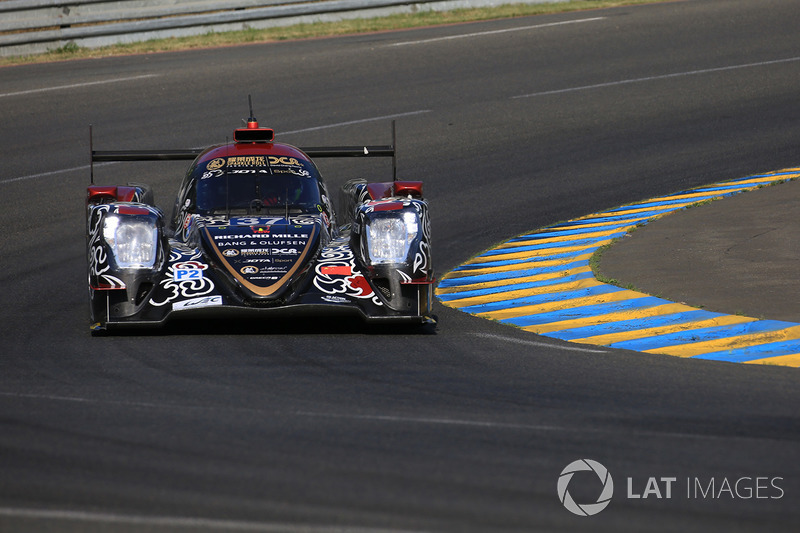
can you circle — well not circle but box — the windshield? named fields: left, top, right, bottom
left=194, top=155, right=322, bottom=215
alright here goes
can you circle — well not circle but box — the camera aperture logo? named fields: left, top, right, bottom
left=558, top=459, right=785, bottom=516
left=557, top=459, right=614, bottom=516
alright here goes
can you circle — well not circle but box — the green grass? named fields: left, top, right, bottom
left=590, top=240, right=631, bottom=288
left=1, top=0, right=667, bottom=67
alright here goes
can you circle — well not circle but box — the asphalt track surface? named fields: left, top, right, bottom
left=1, top=1, right=799, bottom=531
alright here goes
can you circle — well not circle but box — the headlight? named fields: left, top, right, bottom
left=366, top=212, right=418, bottom=264
left=103, top=215, right=158, bottom=268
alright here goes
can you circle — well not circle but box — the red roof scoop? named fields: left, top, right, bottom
left=233, top=125, right=274, bottom=143
left=234, top=95, right=274, bottom=143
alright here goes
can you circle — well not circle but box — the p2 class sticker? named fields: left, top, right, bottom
left=173, top=261, right=208, bottom=282
left=172, top=295, right=223, bottom=311
left=150, top=254, right=216, bottom=307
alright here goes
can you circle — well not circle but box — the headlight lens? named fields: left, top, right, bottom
left=366, top=212, right=418, bottom=264
left=103, top=215, right=158, bottom=268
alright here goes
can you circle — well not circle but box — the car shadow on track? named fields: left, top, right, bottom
left=99, top=315, right=438, bottom=337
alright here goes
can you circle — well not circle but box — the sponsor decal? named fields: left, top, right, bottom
left=249, top=275, right=280, bottom=282
left=268, top=156, right=302, bottom=167
left=227, top=155, right=268, bottom=167
left=172, top=295, right=223, bottom=310
left=174, top=268, right=203, bottom=282
left=207, top=155, right=305, bottom=169
left=207, top=158, right=226, bottom=170
left=321, top=295, right=349, bottom=304
left=240, top=248, right=270, bottom=256
left=203, top=220, right=317, bottom=296
left=214, top=233, right=308, bottom=241
left=173, top=260, right=207, bottom=282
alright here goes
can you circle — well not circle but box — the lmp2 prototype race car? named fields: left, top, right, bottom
left=86, top=112, right=434, bottom=333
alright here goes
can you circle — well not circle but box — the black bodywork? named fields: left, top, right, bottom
left=86, top=121, right=434, bottom=332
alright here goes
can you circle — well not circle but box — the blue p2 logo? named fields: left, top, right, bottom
left=174, top=268, right=203, bottom=282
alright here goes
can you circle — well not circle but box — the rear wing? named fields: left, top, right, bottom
left=90, top=122, right=398, bottom=183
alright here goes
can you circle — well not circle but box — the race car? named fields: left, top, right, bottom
left=86, top=113, right=434, bottom=333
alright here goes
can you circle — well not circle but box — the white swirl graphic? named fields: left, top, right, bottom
left=150, top=253, right=215, bottom=307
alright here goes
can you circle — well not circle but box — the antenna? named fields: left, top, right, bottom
left=392, top=120, right=397, bottom=183
left=247, top=94, right=257, bottom=128
left=225, top=136, right=231, bottom=219
left=89, top=124, right=94, bottom=184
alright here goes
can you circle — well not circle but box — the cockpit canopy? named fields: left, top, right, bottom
left=192, top=153, right=322, bottom=216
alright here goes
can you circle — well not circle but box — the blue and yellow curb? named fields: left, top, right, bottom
left=437, top=169, right=800, bottom=367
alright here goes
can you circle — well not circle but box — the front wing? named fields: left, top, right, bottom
left=90, top=236, right=435, bottom=332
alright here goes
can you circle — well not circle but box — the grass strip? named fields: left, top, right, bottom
left=1, top=0, right=667, bottom=67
